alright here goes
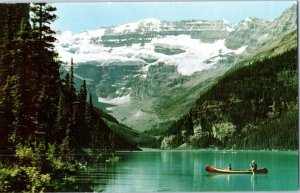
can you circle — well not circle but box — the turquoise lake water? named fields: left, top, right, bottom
left=74, top=150, right=298, bottom=192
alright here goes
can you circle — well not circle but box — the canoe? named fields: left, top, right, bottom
left=205, top=165, right=268, bottom=174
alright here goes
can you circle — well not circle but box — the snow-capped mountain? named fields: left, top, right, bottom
left=103, top=18, right=233, bottom=34
left=55, top=4, right=297, bottom=131
left=56, top=18, right=246, bottom=75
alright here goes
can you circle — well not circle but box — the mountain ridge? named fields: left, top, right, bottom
left=55, top=4, right=297, bottom=133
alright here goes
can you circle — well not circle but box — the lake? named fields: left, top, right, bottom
left=74, top=150, right=298, bottom=192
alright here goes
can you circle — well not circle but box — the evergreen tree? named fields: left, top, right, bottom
left=70, top=58, right=75, bottom=87
left=87, top=93, right=94, bottom=129
left=67, top=58, right=76, bottom=108
left=77, top=80, right=89, bottom=147
left=55, top=91, right=64, bottom=143
left=185, top=112, right=194, bottom=136
left=168, top=48, right=298, bottom=150
left=0, top=11, right=36, bottom=149
left=30, top=3, right=57, bottom=49
left=0, top=4, right=29, bottom=44
left=87, top=93, right=95, bottom=149
left=29, top=3, right=61, bottom=146
left=0, top=3, right=127, bottom=191
left=79, top=80, right=87, bottom=105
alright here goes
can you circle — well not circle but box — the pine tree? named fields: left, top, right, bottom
left=3, top=16, right=37, bottom=147
left=87, top=93, right=95, bottom=149
left=79, top=80, right=87, bottom=105
left=87, top=93, right=94, bottom=129
left=30, top=3, right=57, bottom=49
left=3, top=5, right=15, bottom=47
left=77, top=79, right=89, bottom=147
left=0, top=4, right=29, bottom=44
left=68, top=58, right=76, bottom=105
left=70, top=58, right=75, bottom=86
left=0, top=5, right=15, bottom=148
left=29, top=3, right=61, bottom=146
left=185, top=112, right=194, bottom=136
left=55, top=91, right=64, bottom=143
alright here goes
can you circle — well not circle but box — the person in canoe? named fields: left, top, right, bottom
left=250, top=160, right=257, bottom=171
left=227, top=163, right=232, bottom=170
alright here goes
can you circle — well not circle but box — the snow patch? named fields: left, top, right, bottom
left=226, top=26, right=235, bottom=32
left=187, top=20, right=206, bottom=25
left=235, top=45, right=247, bottom=54
left=98, top=95, right=131, bottom=105
left=113, top=18, right=161, bottom=34
left=245, top=17, right=252, bottom=22
left=55, top=26, right=248, bottom=76
left=140, top=74, right=147, bottom=79
left=133, top=109, right=146, bottom=118
left=222, top=19, right=230, bottom=24
left=258, top=33, right=269, bottom=41
left=106, top=107, right=115, bottom=111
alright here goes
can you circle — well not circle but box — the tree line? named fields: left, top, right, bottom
left=0, top=3, right=132, bottom=192
left=164, top=47, right=298, bottom=150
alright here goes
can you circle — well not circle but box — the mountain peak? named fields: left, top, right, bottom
left=241, top=17, right=268, bottom=23
left=221, top=19, right=230, bottom=24
left=138, top=18, right=161, bottom=24
left=236, top=16, right=270, bottom=30
left=244, top=17, right=252, bottom=22
left=112, top=18, right=162, bottom=34
left=277, top=3, right=297, bottom=20
left=268, top=4, right=297, bottom=35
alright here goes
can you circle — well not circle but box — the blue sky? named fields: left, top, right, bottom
left=52, top=1, right=296, bottom=33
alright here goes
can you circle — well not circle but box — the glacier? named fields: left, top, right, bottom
left=98, top=95, right=131, bottom=105
left=55, top=22, right=248, bottom=76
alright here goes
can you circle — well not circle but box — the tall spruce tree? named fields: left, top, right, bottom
left=77, top=80, right=89, bottom=147
left=30, top=3, right=61, bottom=146
left=30, top=3, right=57, bottom=49
left=87, top=93, right=95, bottom=149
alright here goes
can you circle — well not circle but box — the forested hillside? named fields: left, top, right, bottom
left=0, top=3, right=137, bottom=192
left=161, top=48, right=298, bottom=150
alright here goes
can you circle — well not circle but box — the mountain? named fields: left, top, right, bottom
left=54, top=4, right=297, bottom=133
left=226, top=4, right=297, bottom=51
left=162, top=48, right=298, bottom=150
left=155, top=5, right=298, bottom=150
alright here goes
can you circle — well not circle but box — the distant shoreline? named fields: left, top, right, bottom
left=117, top=147, right=298, bottom=154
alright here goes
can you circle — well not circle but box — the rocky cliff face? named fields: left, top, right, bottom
left=55, top=4, right=297, bottom=132
left=99, top=19, right=232, bottom=46
left=226, top=4, right=297, bottom=50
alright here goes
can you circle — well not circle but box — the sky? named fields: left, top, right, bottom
left=51, top=1, right=296, bottom=33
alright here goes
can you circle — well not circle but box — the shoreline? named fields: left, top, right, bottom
left=117, top=147, right=298, bottom=154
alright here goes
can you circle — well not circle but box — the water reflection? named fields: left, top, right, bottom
left=251, top=173, right=256, bottom=191
left=71, top=151, right=298, bottom=192
left=227, top=174, right=231, bottom=185
left=74, top=162, right=118, bottom=192
left=205, top=173, right=258, bottom=191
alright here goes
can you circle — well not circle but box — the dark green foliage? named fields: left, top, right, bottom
left=166, top=48, right=298, bottom=150
left=189, top=133, right=219, bottom=148
left=164, top=112, right=194, bottom=147
left=57, top=67, right=130, bottom=155
left=0, top=4, right=30, bottom=44
left=30, top=3, right=57, bottom=49
left=238, top=108, right=298, bottom=150
left=0, top=7, right=64, bottom=191
left=0, top=5, right=28, bottom=150
left=0, top=3, right=138, bottom=192
left=0, top=3, right=62, bottom=148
